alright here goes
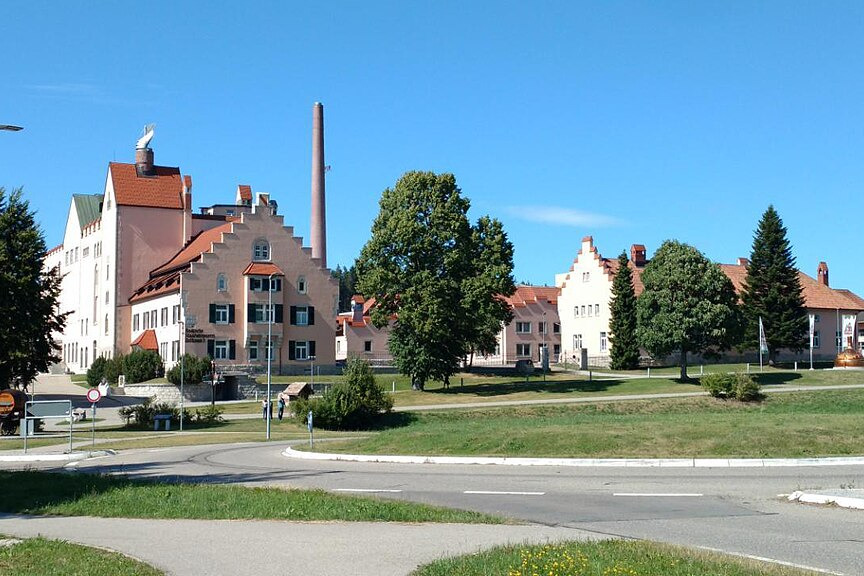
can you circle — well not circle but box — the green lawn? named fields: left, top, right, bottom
left=411, top=540, right=820, bottom=576
left=0, top=536, right=163, bottom=576
left=310, top=389, right=864, bottom=459
left=0, top=470, right=504, bottom=524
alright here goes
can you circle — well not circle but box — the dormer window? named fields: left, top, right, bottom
left=253, top=239, right=270, bottom=261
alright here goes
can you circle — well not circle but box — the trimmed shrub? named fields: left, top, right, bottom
left=86, top=356, right=109, bottom=387
left=700, top=373, right=735, bottom=398
left=193, top=405, right=224, bottom=425
left=103, top=355, right=124, bottom=384
left=733, top=373, right=762, bottom=401
left=123, top=349, right=163, bottom=384
left=118, top=398, right=192, bottom=428
left=166, top=354, right=213, bottom=386
left=293, top=357, right=393, bottom=430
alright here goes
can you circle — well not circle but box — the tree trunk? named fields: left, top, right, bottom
left=679, top=348, right=688, bottom=381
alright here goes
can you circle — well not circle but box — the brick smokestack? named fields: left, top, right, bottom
left=135, top=147, right=154, bottom=176
left=310, top=102, right=327, bottom=267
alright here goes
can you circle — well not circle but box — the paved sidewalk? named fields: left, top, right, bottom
left=0, top=515, right=599, bottom=576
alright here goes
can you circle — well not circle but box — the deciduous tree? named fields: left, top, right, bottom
left=636, top=240, right=740, bottom=380
left=0, top=187, right=67, bottom=389
left=741, top=206, right=807, bottom=363
left=357, top=172, right=515, bottom=389
left=609, top=252, right=640, bottom=370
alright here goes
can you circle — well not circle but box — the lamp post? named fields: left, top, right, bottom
left=179, top=272, right=185, bottom=432
left=266, top=272, right=276, bottom=440
left=541, top=311, right=547, bottom=381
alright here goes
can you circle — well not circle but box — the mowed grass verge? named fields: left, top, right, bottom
left=411, top=540, right=820, bottom=576
left=310, top=389, right=864, bottom=459
left=0, top=471, right=503, bottom=524
left=0, top=535, right=163, bottom=576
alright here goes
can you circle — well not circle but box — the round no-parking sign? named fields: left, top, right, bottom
left=86, top=388, right=102, bottom=403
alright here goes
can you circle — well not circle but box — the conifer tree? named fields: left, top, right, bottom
left=609, top=251, right=640, bottom=370
left=0, top=187, right=67, bottom=389
left=741, top=206, right=807, bottom=363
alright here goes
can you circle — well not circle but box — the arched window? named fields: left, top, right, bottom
left=217, top=273, right=227, bottom=292
left=253, top=239, right=270, bottom=261
left=297, top=276, right=307, bottom=294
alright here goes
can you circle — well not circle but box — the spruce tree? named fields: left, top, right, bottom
left=0, top=187, right=67, bottom=389
left=741, top=206, right=807, bottom=363
left=609, top=252, right=640, bottom=370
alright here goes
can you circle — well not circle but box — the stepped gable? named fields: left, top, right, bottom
left=110, top=162, right=184, bottom=209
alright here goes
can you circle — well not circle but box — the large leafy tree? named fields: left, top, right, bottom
left=609, top=251, right=640, bottom=370
left=0, top=187, right=67, bottom=389
left=741, top=206, right=807, bottom=363
left=636, top=240, right=740, bottom=380
left=357, top=171, right=515, bottom=389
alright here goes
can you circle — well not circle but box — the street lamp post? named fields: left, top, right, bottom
left=542, top=311, right=547, bottom=382
left=179, top=272, right=185, bottom=432
left=266, top=272, right=276, bottom=440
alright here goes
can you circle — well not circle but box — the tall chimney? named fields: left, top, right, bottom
left=817, top=261, right=829, bottom=287
left=135, top=124, right=156, bottom=176
left=310, top=102, right=327, bottom=267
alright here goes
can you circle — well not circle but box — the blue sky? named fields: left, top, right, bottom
left=2, top=2, right=863, bottom=292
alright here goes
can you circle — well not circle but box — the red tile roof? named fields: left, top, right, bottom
left=237, top=184, right=252, bottom=201
left=242, top=262, right=285, bottom=276
left=604, top=258, right=646, bottom=296
left=151, top=223, right=233, bottom=276
left=131, top=329, right=158, bottom=351
left=109, top=162, right=184, bottom=209
left=503, top=285, right=560, bottom=307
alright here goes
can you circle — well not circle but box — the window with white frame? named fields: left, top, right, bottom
left=587, top=305, right=592, bottom=317
left=296, top=306, right=309, bottom=326
left=253, top=303, right=277, bottom=324
left=294, top=340, right=309, bottom=360
left=574, top=306, right=579, bottom=318
left=173, top=305, right=180, bottom=324
left=160, top=342, right=168, bottom=361
left=214, top=304, right=230, bottom=324
left=161, top=307, right=168, bottom=326
left=248, top=340, right=259, bottom=361
left=582, top=272, right=589, bottom=282
left=515, top=321, right=531, bottom=334
left=217, top=274, right=227, bottom=292
left=104, top=314, right=108, bottom=335
left=813, top=330, right=821, bottom=348
left=214, top=340, right=229, bottom=360
left=538, top=321, right=547, bottom=334
left=143, top=313, right=150, bottom=330
left=105, top=291, right=109, bottom=305
left=150, top=310, right=157, bottom=327
left=595, top=304, right=600, bottom=316
left=133, top=314, right=140, bottom=331
left=171, top=340, right=179, bottom=361
left=252, top=239, right=270, bottom=261
left=553, top=322, right=560, bottom=334
left=573, top=334, right=582, bottom=349
left=581, top=305, right=586, bottom=316
left=516, top=343, right=531, bottom=357
left=265, top=338, right=275, bottom=361
left=249, top=276, right=281, bottom=292
left=600, top=332, right=608, bottom=352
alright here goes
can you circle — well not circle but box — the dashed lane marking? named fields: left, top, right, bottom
left=464, top=490, right=545, bottom=496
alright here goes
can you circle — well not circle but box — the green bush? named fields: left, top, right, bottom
left=123, top=349, right=163, bottom=384
left=193, top=405, right=224, bottom=425
left=700, top=373, right=735, bottom=398
left=293, top=357, right=393, bottom=430
left=103, top=355, right=124, bottom=384
left=166, top=354, right=213, bottom=385
left=118, top=398, right=191, bottom=428
left=701, top=372, right=762, bottom=402
left=86, top=356, right=109, bottom=387
left=733, top=373, right=761, bottom=401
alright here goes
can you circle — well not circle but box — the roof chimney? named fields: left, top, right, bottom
left=630, top=244, right=646, bottom=266
left=817, top=261, right=829, bottom=287
left=135, top=124, right=156, bottom=176
left=737, top=257, right=750, bottom=267
left=310, top=102, right=327, bottom=268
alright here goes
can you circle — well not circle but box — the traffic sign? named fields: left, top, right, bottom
left=86, top=388, right=102, bottom=403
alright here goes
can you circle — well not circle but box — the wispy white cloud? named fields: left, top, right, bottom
left=505, top=205, right=623, bottom=228
left=25, top=83, right=162, bottom=107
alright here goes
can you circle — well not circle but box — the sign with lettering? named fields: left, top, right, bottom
left=185, top=328, right=215, bottom=343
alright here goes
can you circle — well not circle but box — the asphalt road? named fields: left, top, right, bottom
left=27, top=442, right=861, bottom=575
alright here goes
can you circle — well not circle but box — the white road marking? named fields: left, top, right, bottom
left=613, top=493, right=703, bottom=497
left=464, top=490, right=545, bottom=496
left=63, top=461, right=79, bottom=469
left=698, top=546, right=844, bottom=575
left=333, top=488, right=403, bottom=493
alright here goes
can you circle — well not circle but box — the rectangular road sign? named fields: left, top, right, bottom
left=26, top=400, right=72, bottom=418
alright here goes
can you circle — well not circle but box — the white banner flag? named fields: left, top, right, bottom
left=808, top=314, right=815, bottom=349
left=759, top=317, right=769, bottom=354
left=842, top=314, right=856, bottom=350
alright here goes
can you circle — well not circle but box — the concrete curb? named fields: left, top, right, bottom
left=282, top=446, right=864, bottom=468
left=0, top=450, right=114, bottom=463
left=788, top=490, right=864, bottom=510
